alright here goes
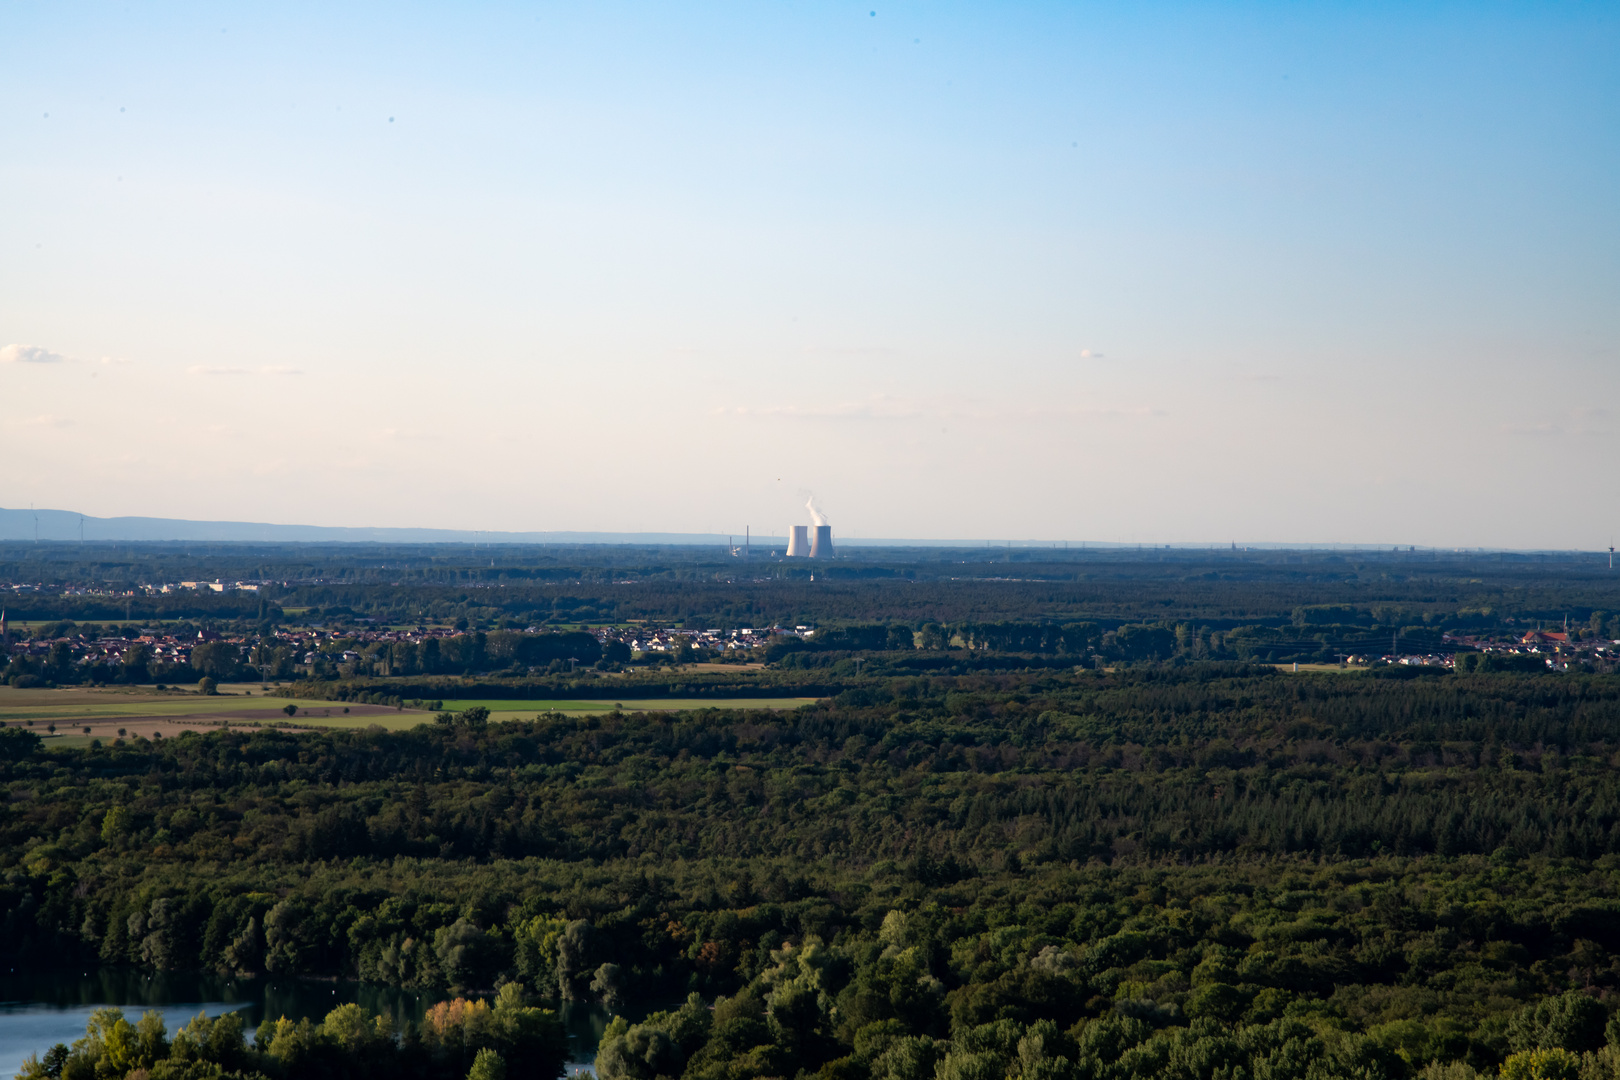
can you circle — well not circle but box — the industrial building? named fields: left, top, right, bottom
left=785, top=500, right=835, bottom=558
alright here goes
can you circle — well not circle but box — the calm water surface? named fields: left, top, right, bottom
left=0, top=968, right=614, bottom=1079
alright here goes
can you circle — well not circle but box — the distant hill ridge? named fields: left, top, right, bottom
left=0, top=507, right=970, bottom=547
left=0, top=507, right=1555, bottom=551
left=0, top=506, right=748, bottom=545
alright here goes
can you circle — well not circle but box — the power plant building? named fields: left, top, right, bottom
left=786, top=498, right=834, bottom=558
left=810, top=525, right=833, bottom=559
left=785, top=525, right=834, bottom=558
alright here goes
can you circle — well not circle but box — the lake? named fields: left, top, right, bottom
left=0, top=967, right=613, bottom=1079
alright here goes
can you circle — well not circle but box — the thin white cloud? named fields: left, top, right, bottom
left=21, top=414, right=73, bottom=428
left=722, top=395, right=923, bottom=420
left=0, top=343, right=69, bottom=364
left=1500, top=408, right=1613, bottom=437
left=187, top=364, right=303, bottom=376
left=1032, top=404, right=1166, bottom=419
left=1567, top=407, right=1612, bottom=436
left=1078, top=348, right=1105, bottom=359
left=799, top=345, right=902, bottom=357
left=719, top=395, right=1165, bottom=423
left=371, top=427, right=438, bottom=442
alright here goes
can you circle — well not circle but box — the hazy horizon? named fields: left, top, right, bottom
left=4, top=1, right=1616, bottom=548
left=1, top=503, right=1611, bottom=554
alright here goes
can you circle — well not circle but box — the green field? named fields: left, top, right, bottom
left=434, top=697, right=821, bottom=723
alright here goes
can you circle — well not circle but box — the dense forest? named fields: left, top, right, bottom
left=10, top=665, right=1620, bottom=1079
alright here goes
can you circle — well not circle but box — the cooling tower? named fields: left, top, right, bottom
left=810, top=525, right=833, bottom=559
left=786, top=525, right=810, bottom=557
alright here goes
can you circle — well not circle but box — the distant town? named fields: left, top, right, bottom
left=0, top=582, right=810, bottom=686
left=3, top=573, right=1617, bottom=683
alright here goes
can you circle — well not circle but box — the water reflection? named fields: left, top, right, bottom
left=0, top=967, right=432, bottom=1032
left=0, top=968, right=622, bottom=1079
left=561, top=999, right=614, bottom=1076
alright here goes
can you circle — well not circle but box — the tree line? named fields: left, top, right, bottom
left=7, top=543, right=1620, bottom=635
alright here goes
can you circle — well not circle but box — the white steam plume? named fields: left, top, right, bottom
left=806, top=496, right=828, bottom=527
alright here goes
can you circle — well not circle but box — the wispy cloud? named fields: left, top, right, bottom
left=187, top=364, right=303, bottom=376
left=719, top=395, right=1165, bottom=423
left=724, top=396, right=924, bottom=421
left=1571, top=406, right=1612, bottom=433
left=1035, top=404, right=1166, bottom=419
left=1078, top=348, right=1105, bottom=359
left=0, top=344, right=140, bottom=366
left=0, top=343, right=69, bottom=364
left=799, top=345, right=902, bottom=357
left=1501, top=408, right=1613, bottom=438
left=21, top=414, right=73, bottom=428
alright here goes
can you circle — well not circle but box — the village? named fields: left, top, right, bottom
left=0, top=608, right=808, bottom=684
left=4, top=574, right=1619, bottom=681
left=1356, top=629, right=1620, bottom=671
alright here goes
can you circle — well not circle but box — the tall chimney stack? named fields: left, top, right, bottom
left=786, top=526, right=810, bottom=557
left=810, top=525, right=833, bottom=559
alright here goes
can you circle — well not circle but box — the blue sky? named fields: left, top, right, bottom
left=2, top=1, right=1616, bottom=545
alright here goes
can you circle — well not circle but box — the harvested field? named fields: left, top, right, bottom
left=0, top=686, right=818, bottom=746
left=0, top=685, right=429, bottom=744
